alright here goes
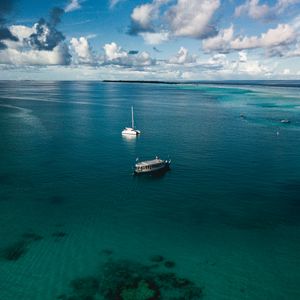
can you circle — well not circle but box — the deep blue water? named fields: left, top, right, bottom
left=0, top=81, right=300, bottom=299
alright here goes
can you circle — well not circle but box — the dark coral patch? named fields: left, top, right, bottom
left=101, top=249, right=114, bottom=256
left=119, top=279, right=160, bottom=300
left=21, top=232, right=43, bottom=242
left=182, top=285, right=203, bottom=299
left=61, top=258, right=202, bottom=300
left=0, top=240, right=29, bottom=261
left=52, top=231, right=67, bottom=238
left=70, top=276, right=100, bottom=299
left=164, top=260, right=176, bottom=268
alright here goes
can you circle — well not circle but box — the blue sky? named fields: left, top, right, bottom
left=0, top=0, right=300, bottom=80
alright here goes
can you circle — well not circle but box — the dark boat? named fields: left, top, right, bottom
left=134, top=157, right=171, bottom=175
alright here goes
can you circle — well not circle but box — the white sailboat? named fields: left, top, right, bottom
left=122, top=106, right=141, bottom=136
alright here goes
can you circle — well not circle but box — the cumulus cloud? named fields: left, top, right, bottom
left=286, top=43, right=300, bottom=57
left=202, top=25, right=234, bottom=53
left=0, top=1, right=18, bottom=50
left=168, top=47, right=197, bottom=64
left=276, top=0, right=300, bottom=12
left=103, top=42, right=154, bottom=67
left=231, top=24, right=295, bottom=50
left=2, top=25, right=34, bottom=51
left=140, top=31, right=170, bottom=45
left=0, top=44, right=71, bottom=65
left=237, top=58, right=272, bottom=76
left=65, top=0, right=81, bottom=13
left=167, top=0, right=220, bottom=39
left=235, top=0, right=300, bottom=21
left=128, top=0, right=220, bottom=43
left=235, top=0, right=271, bottom=20
left=201, top=51, right=275, bottom=78
left=129, top=0, right=169, bottom=35
left=28, top=7, right=66, bottom=51
left=10, top=25, right=35, bottom=41
left=0, top=7, right=71, bottom=66
left=70, top=36, right=94, bottom=64
left=203, top=23, right=296, bottom=55
left=239, top=51, right=248, bottom=62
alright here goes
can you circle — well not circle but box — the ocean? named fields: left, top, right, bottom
left=0, top=80, right=299, bottom=300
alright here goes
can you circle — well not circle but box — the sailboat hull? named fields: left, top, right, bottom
left=122, top=106, right=141, bottom=135
left=122, top=128, right=140, bottom=135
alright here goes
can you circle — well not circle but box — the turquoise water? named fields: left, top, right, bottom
left=0, top=81, right=300, bottom=299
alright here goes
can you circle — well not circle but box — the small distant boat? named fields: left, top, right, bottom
left=134, top=157, right=171, bottom=175
left=122, top=106, right=141, bottom=136
left=280, top=119, right=291, bottom=124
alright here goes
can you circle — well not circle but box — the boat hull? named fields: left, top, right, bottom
left=122, top=128, right=141, bottom=136
left=134, top=161, right=170, bottom=175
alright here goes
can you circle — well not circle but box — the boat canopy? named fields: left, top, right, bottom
left=135, top=158, right=164, bottom=167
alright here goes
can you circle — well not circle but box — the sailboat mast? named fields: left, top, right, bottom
left=131, top=106, right=134, bottom=129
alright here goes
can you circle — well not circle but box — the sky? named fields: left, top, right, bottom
left=0, top=0, right=300, bottom=80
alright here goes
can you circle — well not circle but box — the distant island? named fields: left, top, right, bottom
left=103, top=80, right=180, bottom=85
left=102, top=80, right=300, bottom=88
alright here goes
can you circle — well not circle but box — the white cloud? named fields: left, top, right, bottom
left=235, top=0, right=270, bottom=20
left=140, top=31, right=170, bottom=45
left=168, top=47, right=197, bottom=64
left=70, top=37, right=94, bottom=64
left=202, top=23, right=296, bottom=54
left=231, top=24, right=295, bottom=50
left=0, top=44, right=71, bottom=65
left=237, top=59, right=271, bottom=75
left=276, top=0, right=300, bottom=12
left=235, top=0, right=300, bottom=20
left=0, top=24, right=71, bottom=66
left=205, top=53, right=229, bottom=69
left=4, top=25, right=35, bottom=50
left=10, top=25, right=35, bottom=41
left=103, top=42, right=154, bottom=67
left=65, top=0, right=81, bottom=13
left=103, top=42, right=128, bottom=60
left=286, top=43, right=300, bottom=56
left=130, top=0, right=168, bottom=32
left=202, top=25, right=234, bottom=52
left=129, top=0, right=220, bottom=40
left=167, top=0, right=220, bottom=38
left=239, top=51, right=248, bottom=62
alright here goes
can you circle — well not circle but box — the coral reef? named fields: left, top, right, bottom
left=60, top=256, right=202, bottom=300
left=70, top=276, right=100, bottom=299
left=120, top=280, right=159, bottom=300
left=0, top=232, right=43, bottom=261
left=21, top=232, right=43, bottom=241
left=0, top=240, right=28, bottom=261
left=164, top=261, right=175, bottom=268
left=52, top=231, right=67, bottom=238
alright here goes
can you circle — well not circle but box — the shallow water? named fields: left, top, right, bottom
left=0, top=81, right=300, bottom=299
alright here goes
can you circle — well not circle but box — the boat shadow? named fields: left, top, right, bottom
left=133, top=168, right=171, bottom=180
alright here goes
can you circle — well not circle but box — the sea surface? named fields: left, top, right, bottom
left=0, top=80, right=300, bottom=300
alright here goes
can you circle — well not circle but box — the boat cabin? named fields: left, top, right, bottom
left=134, top=157, right=171, bottom=174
